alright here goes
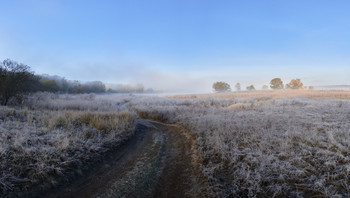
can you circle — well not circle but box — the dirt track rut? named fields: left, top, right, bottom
left=40, top=119, right=195, bottom=198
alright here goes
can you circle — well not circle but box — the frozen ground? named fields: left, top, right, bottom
left=1, top=90, right=350, bottom=197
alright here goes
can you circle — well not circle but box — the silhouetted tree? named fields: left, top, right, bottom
left=0, top=59, right=41, bottom=105
left=286, top=79, right=303, bottom=89
left=235, top=83, right=241, bottom=91
left=246, top=85, right=256, bottom=91
left=213, top=81, right=231, bottom=92
left=270, top=78, right=284, bottom=89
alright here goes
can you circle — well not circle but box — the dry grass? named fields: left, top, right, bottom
left=47, top=111, right=134, bottom=133
left=0, top=93, right=136, bottom=197
left=170, top=89, right=350, bottom=100
left=2, top=91, right=350, bottom=197
left=132, top=91, right=350, bottom=197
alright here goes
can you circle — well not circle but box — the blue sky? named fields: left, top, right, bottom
left=1, top=0, right=349, bottom=92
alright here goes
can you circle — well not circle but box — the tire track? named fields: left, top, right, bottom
left=38, top=119, right=196, bottom=198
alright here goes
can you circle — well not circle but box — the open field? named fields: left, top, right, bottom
left=3, top=1, right=350, bottom=197
left=169, top=89, right=350, bottom=99
left=1, top=90, right=350, bottom=197
left=136, top=91, right=350, bottom=197
left=135, top=90, right=350, bottom=197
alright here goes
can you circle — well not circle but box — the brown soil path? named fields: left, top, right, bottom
left=38, top=119, right=196, bottom=198
left=150, top=120, right=195, bottom=198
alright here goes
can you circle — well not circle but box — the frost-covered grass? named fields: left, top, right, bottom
left=0, top=93, right=136, bottom=197
left=2, top=91, right=350, bottom=197
left=131, top=92, right=350, bottom=197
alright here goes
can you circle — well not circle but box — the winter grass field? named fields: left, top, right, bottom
left=0, top=93, right=136, bottom=197
left=1, top=90, right=350, bottom=197
left=135, top=90, right=350, bottom=197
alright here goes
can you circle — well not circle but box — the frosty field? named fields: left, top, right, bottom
left=136, top=90, right=350, bottom=197
left=1, top=90, right=350, bottom=197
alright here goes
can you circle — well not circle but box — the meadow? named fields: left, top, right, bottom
left=135, top=90, right=350, bottom=197
left=1, top=90, right=350, bottom=197
left=0, top=93, right=136, bottom=197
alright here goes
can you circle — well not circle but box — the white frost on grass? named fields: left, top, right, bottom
left=1, top=91, right=350, bottom=197
left=130, top=95, right=350, bottom=197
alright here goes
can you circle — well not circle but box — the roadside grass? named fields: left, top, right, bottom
left=47, top=111, right=134, bottom=133
left=0, top=94, right=136, bottom=197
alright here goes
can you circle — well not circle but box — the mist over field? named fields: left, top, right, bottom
left=1, top=1, right=350, bottom=198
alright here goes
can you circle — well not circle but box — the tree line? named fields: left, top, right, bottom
left=213, top=78, right=311, bottom=92
left=0, top=59, right=149, bottom=105
left=0, top=59, right=41, bottom=105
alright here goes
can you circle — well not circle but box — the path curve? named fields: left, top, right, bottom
left=39, top=119, right=196, bottom=198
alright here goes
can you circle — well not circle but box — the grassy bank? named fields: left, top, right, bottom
left=0, top=93, right=136, bottom=197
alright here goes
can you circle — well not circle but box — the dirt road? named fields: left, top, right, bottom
left=39, top=119, right=197, bottom=198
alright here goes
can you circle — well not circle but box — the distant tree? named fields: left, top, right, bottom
left=41, top=79, right=59, bottom=92
left=235, top=83, right=241, bottom=91
left=0, top=59, right=41, bottom=105
left=60, top=78, right=69, bottom=93
left=246, top=85, right=256, bottom=91
left=68, top=80, right=80, bottom=93
left=213, top=81, right=231, bottom=92
left=106, top=83, right=147, bottom=93
left=84, top=81, right=106, bottom=93
left=270, top=78, right=284, bottom=89
left=308, top=86, right=314, bottom=90
left=262, top=85, right=269, bottom=90
left=286, top=79, right=303, bottom=89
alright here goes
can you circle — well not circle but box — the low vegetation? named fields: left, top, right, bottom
left=1, top=90, right=350, bottom=197
left=132, top=90, right=350, bottom=197
left=0, top=93, right=136, bottom=197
